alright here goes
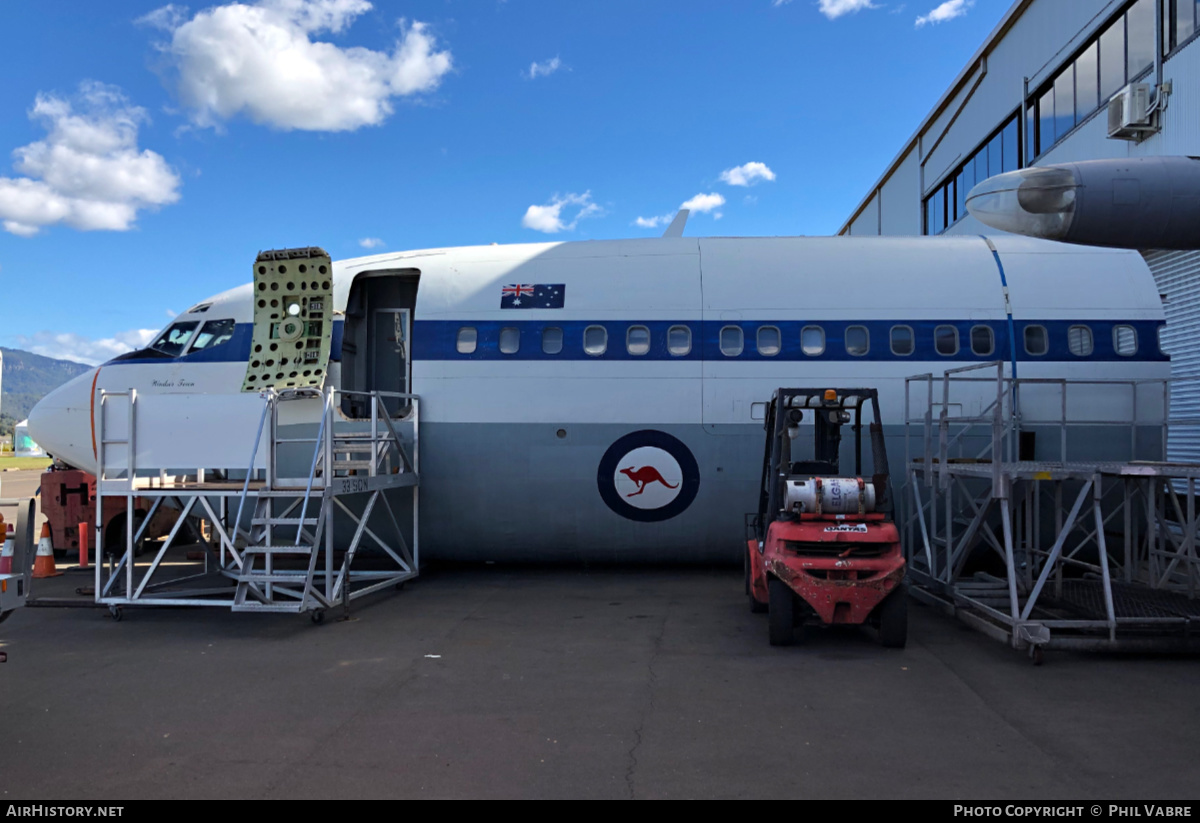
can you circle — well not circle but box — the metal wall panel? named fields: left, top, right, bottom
left=848, top=193, right=879, bottom=236
left=879, top=149, right=920, bottom=236
left=1144, top=250, right=1200, bottom=463
left=1159, top=39, right=1200, bottom=155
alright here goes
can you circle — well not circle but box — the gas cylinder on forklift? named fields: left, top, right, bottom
left=744, top=388, right=907, bottom=647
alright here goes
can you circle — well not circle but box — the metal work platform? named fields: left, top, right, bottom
left=902, top=362, right=1200, bottom=658
left=92, top=387, right=419, bottom=620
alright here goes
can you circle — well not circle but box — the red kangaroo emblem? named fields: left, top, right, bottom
left=620, top=466, right=679, bottom=497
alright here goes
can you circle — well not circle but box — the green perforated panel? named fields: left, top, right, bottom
left=242, top=247, right=335, bottom=392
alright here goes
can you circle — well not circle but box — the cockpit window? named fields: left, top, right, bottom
left=189, top=319, right=236, bottom=352
left=149, top=322, right=199, bottom=357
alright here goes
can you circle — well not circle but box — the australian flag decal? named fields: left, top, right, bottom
left=500, top=283, right=565, bottom=309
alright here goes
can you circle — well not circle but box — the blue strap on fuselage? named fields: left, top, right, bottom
left=980, top=235, right=1019, bottom=385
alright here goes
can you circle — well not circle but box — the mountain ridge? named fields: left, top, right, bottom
left=1, top=347, right=92, bottom=438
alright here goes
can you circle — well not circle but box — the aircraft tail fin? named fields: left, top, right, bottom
left=662, top=209, right=689, bottom=238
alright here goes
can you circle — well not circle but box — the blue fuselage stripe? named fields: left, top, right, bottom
left=103, top=318, right=1168, bottom=366
left=413, top=319, right=1168, bottom=362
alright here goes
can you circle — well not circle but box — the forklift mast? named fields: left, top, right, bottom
left=754, top=388, right=890, bottom=543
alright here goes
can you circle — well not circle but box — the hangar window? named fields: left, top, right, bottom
left=720, top=326, right=744, bottom=357
left=1068, top=325, right=1094, bottom=356
left=584, top=325, right=607, bottom=356
left=1028, top=0, right=1160, bottom=161
left=971, top=325, right=995, bottom=357
left=1099, top=16, right=1126, bottom=102
left=890, top=325, right=914, bottom=356
left=1025, top=325, right=1048, bottom=356
left=1075, top=42, right=1099, bottom=125
left=150, top=321, right=199, bottom=358
left=845, top=325, right=869, bottom=357
left=935, top=325, right=959, bottom=356
left=1126, top=0, right=1155, bottom=79
left=757, top=326, right=781, bottom=356
left=801, top=325, right=825, bottom=356
left=542, top=326, right=563, bottom=355
left=1165, top=0, right=1198, bottom=52
left=627, top=325, right=651, bottom=356
left=190, top=319, right=236, bottom=352
left=456, top=327, right=477, bottom=354
left=1114, top=325, right=1138, bottom=356
left=667, top=325, right=692, bottom=356
left=499, top=327, right=520, bottom=355
left=924, top=112, right=1019, bottom=235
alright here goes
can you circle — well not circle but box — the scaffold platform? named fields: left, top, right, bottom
left=90, top=387, right=419, bottom=621
left=902, top=362, right=1200, bottom=659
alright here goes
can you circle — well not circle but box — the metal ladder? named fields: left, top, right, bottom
left=231, top=388, right=420, bottom=616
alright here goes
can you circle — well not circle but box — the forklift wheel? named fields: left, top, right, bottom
left=878, top=584, right=908, bottom=649
left=745, top=551, right=766, bottom=614
left=768, top=578, right=795, bottom=647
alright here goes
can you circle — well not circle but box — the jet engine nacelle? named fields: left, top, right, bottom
left=966, top=156, right=1200, bottom=250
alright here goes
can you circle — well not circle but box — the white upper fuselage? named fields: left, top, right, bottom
left=27, top=234, right=1169, bottom=561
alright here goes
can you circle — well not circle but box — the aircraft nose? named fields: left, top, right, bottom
left=27, top=370, right=98, bottom=474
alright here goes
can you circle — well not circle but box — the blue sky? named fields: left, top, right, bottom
left=0, top=0, right=1007, bottom=364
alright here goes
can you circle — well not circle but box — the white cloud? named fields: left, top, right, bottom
left=916, top=0, right=971, bottom=27
left=681, top=192, right=725, bottom=218
left=15, top=328, right=158, bottom=365
left=143, top=1, right=453, bottom=131
left=525, top=57, right=563, bottom=80
left=818, top=0, right=877, bottom=19
left=719, top=162, right=776, bottom=187
left=521, top=192, right=600, bottom=233
left=359, top=237, right=385, bottom=248
left=772, top=1, right=792, bottom=6
left=634, top=213, right=673, bottom=229
left=0, top=83, right=181, bottom=237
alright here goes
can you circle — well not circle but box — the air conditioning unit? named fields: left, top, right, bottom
left=1107, top=83, right=1154, bottom=141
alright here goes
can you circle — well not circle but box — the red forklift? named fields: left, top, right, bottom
left=745, top=388, right=907, bottom=647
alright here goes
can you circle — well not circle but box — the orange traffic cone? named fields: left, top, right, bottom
left=0, top=525, right=13, bottom=574
left=32, top=523, right=61, bottom=579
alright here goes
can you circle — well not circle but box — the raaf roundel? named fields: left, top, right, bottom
left=597, top=431, right=700, bottom=522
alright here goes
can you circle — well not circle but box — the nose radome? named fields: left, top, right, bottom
left=27, top=370, right=98, bottom=474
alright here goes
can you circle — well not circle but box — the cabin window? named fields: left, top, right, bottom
left=150, top=321, right=199, bottom=357
left=189, top=319, right=236, bottom=352
left=667, top=325, right=692, bottom=356
left=1068, top=325, right=1093, bottom=356
left=627, top=325, right=651, bottom=356
left=456, top=327, right=477, bottom=354
left=542, top=326, right=563, bottom=354
left=720, top=326, right=744, bottom=357
left=757, top=326, right=781, bottom=357
left=890, top=325, right=914, bottom=356
left=499, top=327, right=520, bottom=355
left=1024, top=325, right=1048, bottom=356
left=1114, top=325, right=1138, bottom=355
left=935, top=325, right=959, bottom=356
left=801, top=325, right=825, bottom=356
left=845, top=325, right=869, bottom=357
left=584, top=325, right=607, bottom=356
left=971, top=325, right=995, bottom=357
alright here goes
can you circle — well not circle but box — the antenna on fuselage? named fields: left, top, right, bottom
left=662, top=209, right=689, bottom=238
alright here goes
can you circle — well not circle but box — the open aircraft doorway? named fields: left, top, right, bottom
left=341, top=269, right=420, bottom=419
